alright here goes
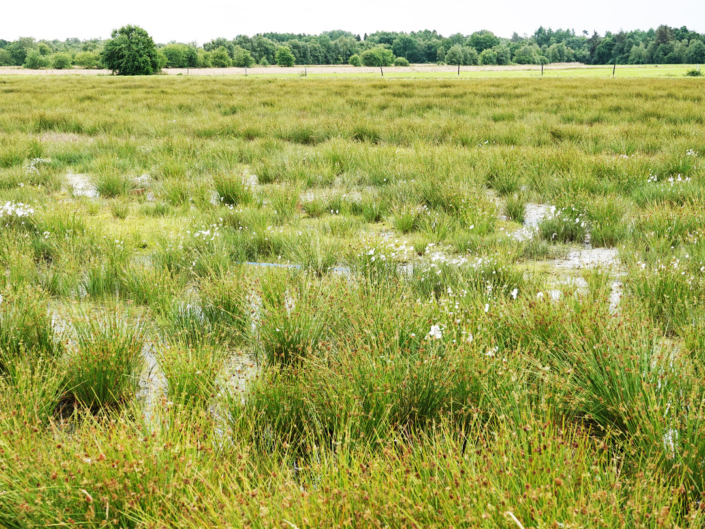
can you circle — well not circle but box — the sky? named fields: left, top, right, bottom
left=2, top=0, right=704, bottom=44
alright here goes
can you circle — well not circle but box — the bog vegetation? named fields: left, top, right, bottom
left=1, top=75, right=705, bottom=527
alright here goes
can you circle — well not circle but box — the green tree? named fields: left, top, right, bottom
left=7, top=38, right=36, bottom=66
left=547, top=42, right=568, bottom=63
left=493, top=46, right=511, bottom=65
left=479, top=49, right=497, bottom=65
left=394, top=57, right=410, bottom=66
left=444, top=45, right=464, bottom=65
left=210, top=47, right=232, bottom=67
left=23, top=50, right=49, bottom=69
left=52, top=53, right=72, bottom=69
left=102, top=25, right=160, bottom=75
left=687, top=40, right=705, bottom=63
left=0, top=49, right=12, bottom=66
left=348, top=54, right=361, bottom=66
left=162, top=44, right=187, bottom=68
left=468, top=31, right=500, bottom=53
left=392, top=34, right=420, bottom=62
left=360, top=46, right=394, bottom=66
left=184, top=46, right=198, bottom=68
left=275, top=46, right=296, bottom=67
left=514, top=45, right=538, bottom=64
left=37, top=43, right=52, bottom=56
left=436, top=47, right=445, bottom=63
left=232, top=46, right=255, bottom=67
left=462, top=47, right=479, bottom=65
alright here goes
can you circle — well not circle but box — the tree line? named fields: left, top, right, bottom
left=1, top=25, right=704, bottom=71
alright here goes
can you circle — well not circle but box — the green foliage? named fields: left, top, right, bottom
left=275, top=46, right=295, bottom=67
left=361, top=46, right=394, bottom=66
left=232, top=45, right=255, bottom=67
left=51, top=53, right=72, bottom=69
left=393, top=57, right=409, bottom=66
left=23, top=50, right=49, bottom=69
left=73, top=51, right=99, bottom=68
left=444, top=44, right=464, bottom=65
left=210, top=46, right=231, bottom=68
left=102, top=25, right=160, bottom=75
left=348, top=53, right=361, bottom=66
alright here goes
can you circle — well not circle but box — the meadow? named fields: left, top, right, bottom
left=0, top=75, right=705, bottom=527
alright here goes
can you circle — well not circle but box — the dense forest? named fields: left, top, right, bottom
left=2, top=25, right=705, bottom=69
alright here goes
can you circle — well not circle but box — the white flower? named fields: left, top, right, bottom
left=511, top=288, right=518, bottom=299
left=537, top=292, right=544, bottom=299
left=484, top=303, right=489, bottom=313
left=427, top=325, right=443, bottom=340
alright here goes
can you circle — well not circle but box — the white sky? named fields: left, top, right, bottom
left=2, top=0, right=704, bottom=44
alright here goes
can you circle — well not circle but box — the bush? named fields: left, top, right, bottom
left=685, top=68, right=703, bottom=77
left=23, top=50, right=49, bottom=69
left=51, top=53, right=72, bottom=69
left=73, top=51, right=99, bottom=68
left=275, top=46, right=295, bottom=67
left=210, top=46, right=231, bottom=68
left=348, top=54, right=361, bottom=67
left=259, top=57, right=269, bottom=66
left=394, top=57, right=410, bottom=67
left=101, top=25, right=160, bottom=75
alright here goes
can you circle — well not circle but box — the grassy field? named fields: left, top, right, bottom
left=1, top=75, right=705, bottom=527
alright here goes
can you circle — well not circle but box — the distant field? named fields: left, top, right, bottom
left=1, top=76, right=705, bottom=527
left=0, top=62, right=699, bottom=78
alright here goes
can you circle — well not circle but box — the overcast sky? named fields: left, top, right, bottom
left=2, top=0, right=704, bottom=44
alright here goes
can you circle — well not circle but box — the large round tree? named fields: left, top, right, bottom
left=102, top=25, right=160, bottom=75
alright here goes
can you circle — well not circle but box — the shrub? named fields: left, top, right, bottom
left=394, top=57, right=410, bottom=67
left=259, top=57, right=270, bottom=66
left=51, top=53, right=72, bottom=69
left=685, top=68, right=703, bottom=77
left=23, top=50, right=49, bottom=69
left=101, top=25, right=160, bottom=75
left=73, top=51, right=99, bottom=68
left=348, top=54, right=361, bottom=67
left=275, top=46, right=295, bottom=67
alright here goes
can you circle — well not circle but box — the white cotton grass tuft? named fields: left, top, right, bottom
left=427, top=324, right=443, bottom=340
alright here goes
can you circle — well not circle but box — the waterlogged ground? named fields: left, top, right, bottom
left=1, top=76, right=705, bottom=527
